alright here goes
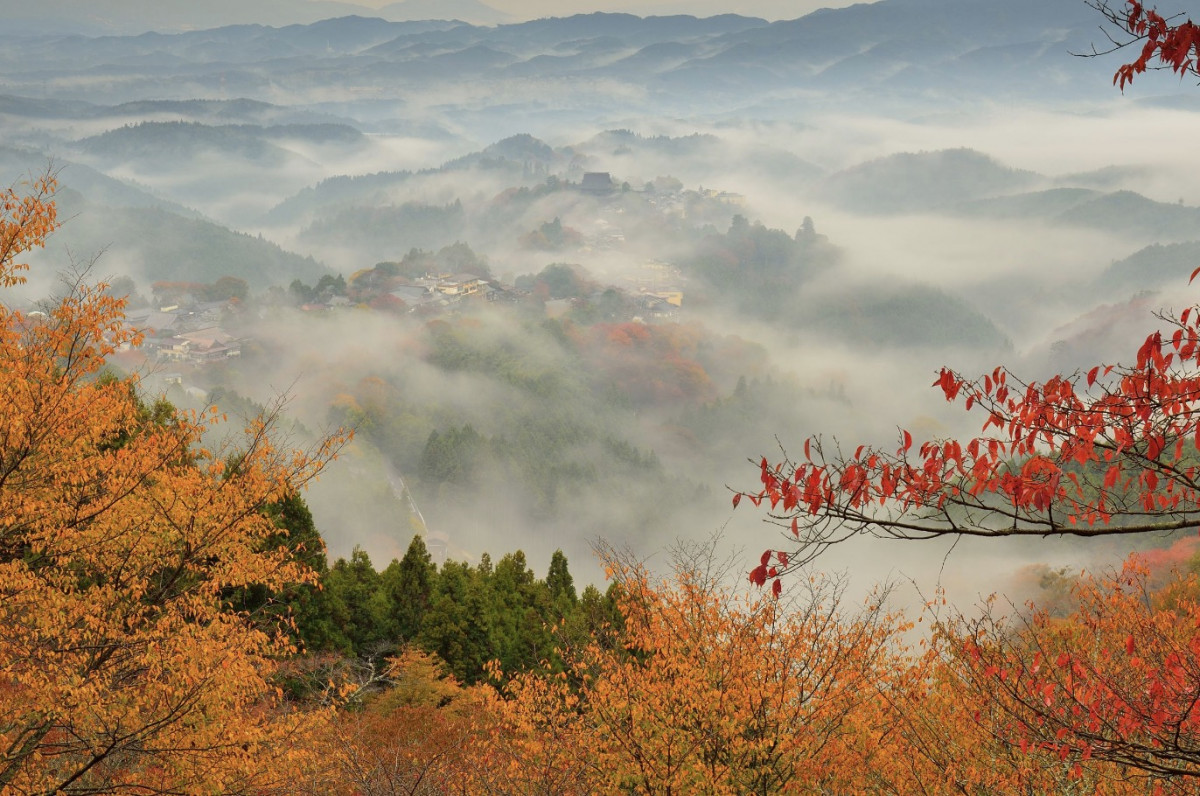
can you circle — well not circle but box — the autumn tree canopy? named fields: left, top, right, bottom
left=950, top=560, right=1200, bottom=782
left=733, top=247, right=1200, bottom=785
left=488, top=543, right=909, bottom=795
left=0, top=172, right=347, bottom=793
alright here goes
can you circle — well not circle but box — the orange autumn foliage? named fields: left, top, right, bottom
left=582, top=322, right=717, bottom=406
left=487, top=545, right=910, bottom=794
left=324, top=561, right=1200, bottom=794
left=310, top=648, right=496, bottom=796
left=0, top=173, right=347, bottom=792
left=852, top=596, right=1153, bottom=795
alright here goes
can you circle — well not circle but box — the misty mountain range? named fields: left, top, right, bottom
left=1, top=0, right=1196, bottom=575
left=0, top=0, right=513, bottom=36
left=24, top=113, right=1197, bottom=278
left=0, top=0, right=1143, bottom=124
left=817, top=148, right=1200, bottom=242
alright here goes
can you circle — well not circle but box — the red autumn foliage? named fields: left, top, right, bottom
left=579, top=322, right=717, bottom=406
left=1089, top=0, right=1200, bottom=89
left=948, top=559, right=1200, bottom=782
left=737, top=293, right=1200, bottom=601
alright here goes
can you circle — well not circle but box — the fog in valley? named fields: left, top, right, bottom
left=2, top=0, right=1197, bottom=606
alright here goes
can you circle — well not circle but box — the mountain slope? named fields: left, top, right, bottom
left=820, top=149, right=1040, bottom=214
left=39, top=190, right=327, bottom=289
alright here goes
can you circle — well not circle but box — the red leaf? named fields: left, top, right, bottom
left=1190, top=265, right=1200, bottom=284
left=790, top=517, right=799, bottom=536
left=776, top=551, right=789, bottom=568
left=749, top=565, right=767, bottom=587
left=1087, top=366, right=1099, bottom=387
left=902, top=430, right=913, bottom=453
left=761, top=550, right=771, bottom=567
left=771, top=578, right=782, bottom=598
left=1126, top=634, right=1136, bottom=655
left=732, top=493, right=741, bottom=509
left=1138, top=332, right=1162, bottom=369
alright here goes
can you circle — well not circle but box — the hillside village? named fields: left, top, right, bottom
left=109, top=170, right=730, bottom=373
left=115, top=260, right=686, bottom=376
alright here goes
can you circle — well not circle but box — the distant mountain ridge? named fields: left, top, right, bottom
left=376, top=0, right=510, bottom=26
left=76, top=121, right=366, bottom=167
left=0, top=0, right=509, bottom=35
left=0, top=0, right=1137, bottom=116
left=820, top=146, right=1200, bottom=241
left=0, top=95, right=356, bottom=128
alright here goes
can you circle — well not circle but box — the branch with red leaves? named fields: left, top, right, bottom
left=1085, top=0, right=1200, bottom=89
left=950, top=561, right=1200, bottom=781
left=737, top=299, right=1200, bottom=586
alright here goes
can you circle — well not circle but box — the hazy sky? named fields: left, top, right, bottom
left=514, top=1, right=866, bottom=19
left=346, top=0, right=871, bottom=21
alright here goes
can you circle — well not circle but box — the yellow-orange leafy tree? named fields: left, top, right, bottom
left=486, top=543, right=910, bottom=795
left=307, top=647, right=497, bottom=796
left=0, top=173, right=346, bottom=793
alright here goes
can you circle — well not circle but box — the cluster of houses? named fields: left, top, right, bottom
left=627, top=261, right=684, bottom=321
left=385, top=272, right=523, bottom=314
left=383, top=257, right=687, bottom=323
left=124, top=302, right=242, bottom=366
left=111, top=263, right=683, bottom=372
left=542, top=291, right=681, bottom=322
